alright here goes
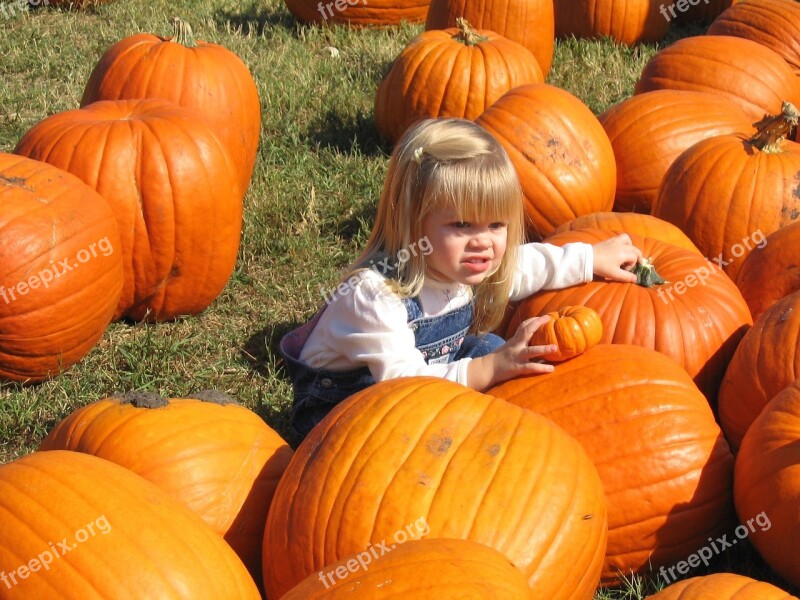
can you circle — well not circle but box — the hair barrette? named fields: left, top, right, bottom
left=412, top=147, right=425, bottom=164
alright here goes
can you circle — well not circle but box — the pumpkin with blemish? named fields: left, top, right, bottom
left=475, top=83, right=616, bottom=238
left=262, top=376, right=607, bottom=600
left=14, top=98, right=243, bottom=322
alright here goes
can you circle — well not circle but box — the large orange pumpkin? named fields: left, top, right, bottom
left=14, top=98, right=243, bottom=322
left=652, top=103, right=800, bottom=282
left=425, top=0, right=554, bottom=75
left=553, top=0, right=669, bottom=46
left=708, top=0, right=800, bottom=76
left=38, top=391, right=293, bottom=586
left=488, top=344, right=736, bottom=585
left=598, top=89, right=753, bottom=213
left=646, top=573, right=797, bottom=599
left=80, top=18, right=260, bottom=194
left=0, top=450, right=261, bottom=599
left=374, top=19, right=544, bottom=145
left=507, top=228, right=752, bottom=404
left=475, top=84, right=616, bottom=239
left=283, top=0, right=430, bottom=26
left=634, top=35, right=800, bottom=120
left=735, top=219, right=800, bottom=321
left=735, top=379, right=800, bottom=589
left=718, top=290, right=800, bottom=450
left=0, top=153, right=123, bottom=382
left=552, top=212, right=702, bottom=254
left=262, top=377, right=608, bottom=600
left=281, top=538, right=535, bottom=599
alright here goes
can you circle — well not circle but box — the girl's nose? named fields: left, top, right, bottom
left=469, top=230, right=492, bottom=248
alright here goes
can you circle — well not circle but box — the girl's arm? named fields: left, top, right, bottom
left=511, top=234, right=643, bottom=299
left=510, top=242, right=593, bottom=300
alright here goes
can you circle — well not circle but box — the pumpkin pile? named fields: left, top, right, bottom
left=0, top=18, right=259, bottom=383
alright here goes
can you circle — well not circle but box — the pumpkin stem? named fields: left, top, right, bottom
left=750, top=101, right=800, bottom=153
left=120, top=391, right=169, bottom=409
left=187, top=390, right=239, bottom=405
left=453, top=17, right=488, bottom=46
left=629, top=257, right=666, bottom=288
left=171, top=17, right=197, bottom=48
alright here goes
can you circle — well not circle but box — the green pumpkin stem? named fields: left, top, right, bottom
left=630, top=257, right=666, bottom=288
left=171, top=17, right=197, bottom=48
left=750, top=101, right=800, bottom=153
left=453, top=18, right=488, bottom=46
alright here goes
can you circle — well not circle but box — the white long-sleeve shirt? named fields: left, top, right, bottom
left=299, top=242, right=593, bottom=385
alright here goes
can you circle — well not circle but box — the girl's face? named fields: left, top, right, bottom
left=420, top=206, right=508, bottom=286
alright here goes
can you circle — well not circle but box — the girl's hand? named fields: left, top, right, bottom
left=467, top=315, right=557, bottom=390
left=592, top=233, right=643, bottom=283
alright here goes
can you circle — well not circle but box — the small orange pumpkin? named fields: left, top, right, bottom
left=530, top=305, right=603, bottom=362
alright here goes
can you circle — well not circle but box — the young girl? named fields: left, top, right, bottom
left=281, top=118, right=642, bottom=437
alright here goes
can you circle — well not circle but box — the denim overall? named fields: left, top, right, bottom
left=279, top=297, right=505, bottom=438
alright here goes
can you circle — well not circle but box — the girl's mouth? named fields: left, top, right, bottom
left=463, top=257, right=491, bottom=273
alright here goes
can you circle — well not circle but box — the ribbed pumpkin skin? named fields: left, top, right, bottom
left=281, top=538, right=535, bottom=599
left=708, top=0, right=800, bottom=76
left=735, top=380, right=800, bottom=590
left=735, top=220, right=800, bottom=321
left=552, top=212, right=702, bottom=254
left=262, top=377, right=608, bottom=600
left=646, top=573, right=798, bottom=599
left=652, top=131, right=800, bottom=282
left=0, top=154, right=122, bottom=382
left=80, top=24, right=260, bottom=194
left=38, top=393, right=293, bottom=585
left=0, top=450, right=261, bottom=599
left=635, top=36, right=800, bottom=121
left=475, top=84, right=615, bottom=239
left=14, top=98, right=243, bottom=323
left=507, top=229, right=752, bottom=403
left=530, top=305, right=603, bottom=362
left=374, top=26, right=544, bottom=144
left=425, top=0, right=554, bottom=75
left=283, top=0, right=429, bottom=26
left=598, top=89, right=753, bottom=213
left=489, top=344, right=736, bottom=585
left=553, top=0, right=669, bottom=46
left=719, top=290, right=800, bottom=450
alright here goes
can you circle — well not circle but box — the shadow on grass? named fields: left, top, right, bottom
left=213, top=0, right=298, bottom=36
left=241, top=319, right=305, bottom=447
left=306, top=107, right=390, bottom=157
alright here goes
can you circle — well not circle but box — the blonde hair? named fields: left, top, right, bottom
left=346, top=118, right=524, bottom=334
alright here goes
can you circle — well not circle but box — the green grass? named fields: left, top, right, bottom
left=0, top=1, right=797, bottom=598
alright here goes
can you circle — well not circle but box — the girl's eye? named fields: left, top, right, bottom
left=489, top=222, right=507, bottom=230
left=453, top=222, right=470, bottom=228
